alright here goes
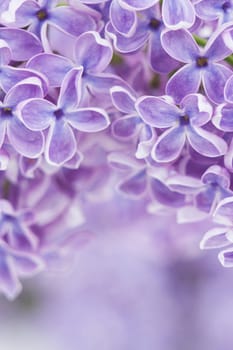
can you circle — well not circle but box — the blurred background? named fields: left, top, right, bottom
left=0, top=197, right=233, bottom=350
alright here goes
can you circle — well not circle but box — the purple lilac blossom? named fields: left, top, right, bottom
left=161, top=26, right=233, bottom=103
left=136, top=93, right=227, bottom=162
left=1, top=0, right=233, bottom=301
left=18, top=67, right=110, bottom=165
left=195, top=0, right=233, bottom=25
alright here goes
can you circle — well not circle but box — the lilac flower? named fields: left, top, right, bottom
left=110, top=85, right=156, bottom=159
left=18, top=67, right=110, bottom=166
left=195, top=0, right=233, bottom=25
left=0, top=77, right=45, bottom=158
left=161, top=26, right=232, bottom=103
left=136, top=93, right=227, bottom=162
left=0, top=29, right=48, bottom=94
left=27, top=30, right=118, bottom=95
left=7, top=0, right=97, bottom=44
left=106, top=6, right=179, bottom=73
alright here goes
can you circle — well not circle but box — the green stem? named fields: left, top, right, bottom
left=193, top=35, right=233, bottom=66
left=193, top=35, right=206, bottom=48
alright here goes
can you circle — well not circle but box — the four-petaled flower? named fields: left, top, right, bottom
left=161, top=26, right=232, bottom=103
left=18, top=67, right=110, bottom=165
left=136, top=93, right=227, bottom=162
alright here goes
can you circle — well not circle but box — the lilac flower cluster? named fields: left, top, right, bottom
left=1, top=0, right=233, bottom=299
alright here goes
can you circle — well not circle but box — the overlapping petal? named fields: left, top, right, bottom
left=166, top=64, right=201, bottom=103
left=45, top=120, right=76, bottom=165
left=149, top=30, right=179, bottom=73
left=112, top=115, right=141, bottom=138
left=74, top=31, right=113, bottom=74
left=27, top=53, right=73, bottom=87
left=110, top=0, right=137, bottom=37
left=202, top=63, right=232, bottom=104
left=58, top=67, right=83, bottom=110
left=152, top=127, right=186, bottom=162
left=111, top=86, right=136, bottom=114
left=161, top=29, right=200, bottom=63
left=7, top=118, right=44, bottom=158
left=213, top=104, right=233, bottom=131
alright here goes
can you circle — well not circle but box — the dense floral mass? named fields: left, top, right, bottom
left=1, top=0, right=233, bottom=299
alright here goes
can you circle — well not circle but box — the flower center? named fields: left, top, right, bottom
left=149, top=18, right=161, bottom=31
left=54, top=109, right=64, bottom=120
left=196, top=56, right=208, bottom=68
left=179, top=114, right=189, bottom=126
left=36, top=9, right=48, bottom=21
left=2, top=107, right=12, bottom=118
left=222, top=1, right=231, bottom=11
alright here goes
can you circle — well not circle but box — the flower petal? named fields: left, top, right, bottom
left=181, top=93, right=213, bottom=127
left=74, top=31, right=113, bottom=74
left=214, top=196, right=233, bottom=220
left=5, top=77, right=44, bottom=106
left=45, top=121, right=76, bottom=165
left=19, top=98, right=55, bottom=130
left=118, top=170, right=147, bottom=198
left=202, top=63, right=232, bottom=104
left=150, top=177, right=185, bottom=207
left=161, top=28, right=200, bottom=63
left=110, top=86, right=136, bottom=113
left=166, top=64, right=201, bottom=103
left=152, top=127, right=186, bottom=162
left=106, top=22, right=149, bottom=53
left=195, top=0, right=221, bottom=21
left=218, top=249, right=233, bottom=267
left=27, top=53, right=73, bottom=87
left=7, top=118, right=44, bottom=158
left=205, top=24, right=233, bottom=61
left=187, top=126, right=227, bottom=157
left=224, top=75, right=233, bottom=103
left=110, top=0, right=137, bottom=37
left=118, top=0, right=158, bottom=10
left=0, top=39, right=11, bottom=66
left=149, top=30, right=179, bottom=74
left=58, top=67, right=83, bottom=110
left=112, top=114, right=141, bottom=139
left=202, top=165, right=230, bottom=188
left=0, top=66, right=48, bottom=94
left=136, top=96, right=179, bottom=128
left=66, top=108, right=110, bottom=132
left=162, top=0, right=195, bottom=29
left=0, top=28, right=42, bottom=61
left=195, top=186, right=216, bottom=213
left=0, top=245, right=22, bottom=300
left=50, top=6, right=96, bottom=36
left=200, top=227, right=231, bottom=249
left=213, top=103, right=233, bottom=131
